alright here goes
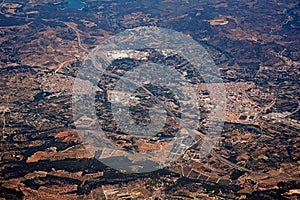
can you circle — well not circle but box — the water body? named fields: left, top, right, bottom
left=63, top=0, right=85, bottom=9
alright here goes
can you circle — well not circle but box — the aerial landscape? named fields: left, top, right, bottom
left=0, top=0, right=299, bottom=199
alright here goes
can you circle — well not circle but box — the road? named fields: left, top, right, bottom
left=63, top=22, right=89, bottom=53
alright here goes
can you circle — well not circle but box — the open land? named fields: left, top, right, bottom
left=0, top=0, right=300, bottom=199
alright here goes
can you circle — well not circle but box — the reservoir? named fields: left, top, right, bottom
left=63, top=0, right=85, bottom=9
